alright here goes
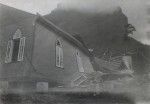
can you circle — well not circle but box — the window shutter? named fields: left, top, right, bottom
left=59, top=47, right=63, bottom=68
left=56, top=46, right=60, bottom=67
left=17, top=37, right=25, bottom=61
left=5, top=40, right=13, bottom=63
left=76, top=51, right=84, bottom=72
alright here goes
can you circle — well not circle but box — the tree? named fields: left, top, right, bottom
left=124, top=23, right=136, bottom=40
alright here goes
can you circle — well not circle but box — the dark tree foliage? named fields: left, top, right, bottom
left=124, top=23, right=136, bottom=40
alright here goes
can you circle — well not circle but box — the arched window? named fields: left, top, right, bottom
left=56, top=39, right=63, bottom=68
left=76, top=50, right=84, bottom=72
left=5, top=29, right=25, bottom=63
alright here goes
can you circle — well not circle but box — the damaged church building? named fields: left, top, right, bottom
left=0, top=4, right=95, bottom=92
left=0, top=4, right=133, bottom=92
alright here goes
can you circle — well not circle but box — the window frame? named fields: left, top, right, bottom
left=5, top=40, right=13, bottom=63
left=122, top=56, right=133, bottom=71
left=76, top=50, right=84, bottom=72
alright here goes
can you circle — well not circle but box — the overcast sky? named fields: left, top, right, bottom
left=0, top=0, right=150, bottom=45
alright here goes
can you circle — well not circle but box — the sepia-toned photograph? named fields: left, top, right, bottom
left=0, top=0, right=150, bottom=104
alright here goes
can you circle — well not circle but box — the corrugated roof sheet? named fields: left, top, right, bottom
left=94, top=57, right=133, bottom=74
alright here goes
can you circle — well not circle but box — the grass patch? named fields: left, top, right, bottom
left=0, top=92, right=135, bottom=104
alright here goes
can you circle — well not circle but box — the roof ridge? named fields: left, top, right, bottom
left=35, top=13, right=92, bottom=56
